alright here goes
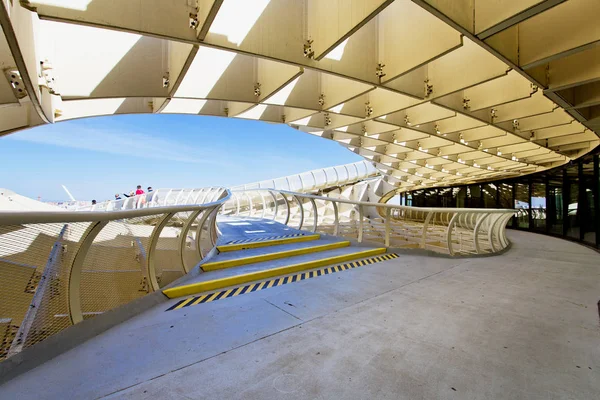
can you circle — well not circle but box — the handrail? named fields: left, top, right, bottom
left=0, top=194, right=230, bottom=225
left=232, top=188, right=513, bottom=213
left=224, top=188, right=515, bottom=257
left=0, top=188, right=230, bottom=360
left=75, top=186, right=227, bottom=212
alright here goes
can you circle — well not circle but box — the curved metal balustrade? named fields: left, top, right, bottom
left=75, top=161, right=379, bottom=212
left=222, top=190, right=515, bottom=256
left=77, top=187, right=227, bottom=211
left=0, top=189, right=229, bottom=361
left=0, top=185, right=514, bottom=363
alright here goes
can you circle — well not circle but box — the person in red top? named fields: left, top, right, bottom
left=134, top=185, right=146, bottom=208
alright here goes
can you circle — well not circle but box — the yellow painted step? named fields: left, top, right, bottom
left=217, top=234, right=321, bottom=252
left=202, top=241, right=351, bottom=272
left=163, top=247, right=387, bottom=299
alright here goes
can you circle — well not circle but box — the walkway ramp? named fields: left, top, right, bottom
left=163, top=217, right=387, bottom=299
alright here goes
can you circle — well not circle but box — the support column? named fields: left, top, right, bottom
left=545, top=174, right=551, bottom=234
left=578, top=161, right=586, bottom=241
left=562, top=169, right=569, bottom=237
left=594, top=155, right=600, bottom=248
left=528, top=179, right=533, bottom=230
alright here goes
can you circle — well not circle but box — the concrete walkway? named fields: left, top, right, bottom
left=1, top=231, right=598, bottom=399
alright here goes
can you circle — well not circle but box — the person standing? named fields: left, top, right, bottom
left=135, top=185, right=146, bottom=208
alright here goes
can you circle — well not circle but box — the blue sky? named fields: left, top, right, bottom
left=1, top=114, right=361, bottom=201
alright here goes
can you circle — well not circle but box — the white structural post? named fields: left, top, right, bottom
left=309, top=198, right=318, bottom=232
left=163, top=189, right=173, bottom=206
left=282, top=194, right=291, bottom=225
left=293, top=195, right=304, bottom=230
left=178, top=210, right=202, bottom=273
left=233, top=192, right=241, bottom=215
left=473, top=213, right=490, bottom=254
left=245, top=192, right=254, bottom=217
left=195, top=209, right=213, bottom=259
left=358, top=205, right=364, bottom=243
left=421, top=211, right=434, bottom=249
left=146, top=212, right=176, bottom=292
left=208, top=207, right=220, bottom=247
left=384, top=207, right=391, bottom=247
left=268, top=190, right=278, bottom=221
left=332, top=201, right=339, bottom=236
left=191, top=189, right=203, bottom=204
left=446, top=213, right=459, bottom=256
left=259, top=191, right=267, bottom=219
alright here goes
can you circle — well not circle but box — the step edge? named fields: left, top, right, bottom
left=216, top=234, right=321, bottom=252
left=164, top=247, right=387, bottom=298
left=202, top=241, right=351, bottom=271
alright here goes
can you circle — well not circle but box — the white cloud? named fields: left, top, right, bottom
left=8, top=125, right=225, bottom=165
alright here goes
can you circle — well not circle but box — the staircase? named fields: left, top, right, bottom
left=163, top=216, right=388, bottom=299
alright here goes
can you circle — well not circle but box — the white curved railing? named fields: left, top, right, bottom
left=77, top=187, right=227, bottom=211
left=74, top=160, right=378, bottom=212
left=0, top=189, right=229, bottom=361
left=230, top=160, right=379, bottom=192
left=222, top=189, right=515, bottom=256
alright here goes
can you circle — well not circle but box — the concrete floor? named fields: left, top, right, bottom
left=1, top=230, right=599, bottom=399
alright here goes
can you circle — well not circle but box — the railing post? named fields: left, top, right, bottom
left=258, top=191, right=267, bottom=219
left=358, top=205, right=364, bottom=243
left=487, top=214, right=502, bottom=252
left=473, top=213, right=490, bottom=254
left=294, top=195, right=305, bottom=230
left=178, top=210, right=202, bottom=273
left=309, top=198, right=318, bottom=232
left=163, top=189, right=173, bottom=206
left=385, top=207, right=391, bottom=247
left=173, top=189, right=184, bottom=205
left=199, top=188, right=211, bottom=204
left=246, top=193, right=254, bottom=217
left=195, top=209, right=213, bottom=259
left=421, top=211, right=434, bottom=249
left=282, top=193, right=291, bottom=225
left=499, top=213, right=514, bottom=248
left=268, top=190, right=278, bottom=220
left=208, top=206, right=220, bottom=247
left=147, top=212, right=176, bottom=292
left=446, top=213, right=459, bottom=255
left=68, top=221, right=108, bottom=325
left=233, top=192, right=240, bottom=216
left=191, top=189, right=203, bottom=204
left=332, top=201, right=339, bottom=236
